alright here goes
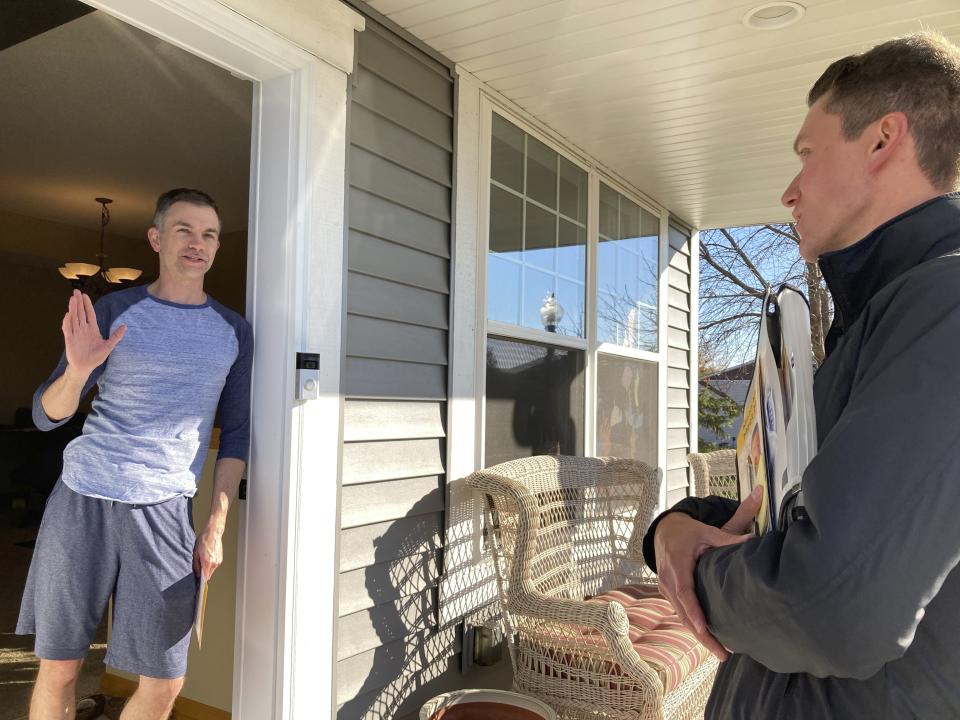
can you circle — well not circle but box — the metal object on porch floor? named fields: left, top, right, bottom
left=462, top=621, right=505, bottom=668
left=420, top=689, right=557, bottom=720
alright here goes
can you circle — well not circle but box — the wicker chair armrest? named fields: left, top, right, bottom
left=688, top=449, right=738, bottom=498
left=511, top=590, right=623, bottom=634
left=623, top=495, right=661, bottom=571
left=510, top=589, right=664, bottom=693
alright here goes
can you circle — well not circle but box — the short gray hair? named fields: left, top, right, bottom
left=152, top=188, right=221, bottom=230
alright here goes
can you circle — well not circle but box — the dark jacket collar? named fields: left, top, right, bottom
left=818, top=193, right=960, bottom=353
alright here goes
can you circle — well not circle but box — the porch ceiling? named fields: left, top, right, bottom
left=366, top=0, right=960, bottom=230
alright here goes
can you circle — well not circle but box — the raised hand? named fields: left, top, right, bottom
left=654, top=486, right=762, bottom=660
left=62, top=289, right=126, bottom=378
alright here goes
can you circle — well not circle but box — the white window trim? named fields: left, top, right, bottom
left=657, top=208, right=670, bottom=511
left=84, top=2, right=361, bottom=718
left=689, top=229, right=702, bottom=494
left=584, top=170, right=600, bottom=458
left=476, top=95, right=670, bottom=501
left=443, top=69, right=693, bottom=636
left=475, top=95, right=495, bottom=482
left=596, top=343, right=661, bottom=363
left=487, top=321, right=588, bottom=350
left=446, top=69, right=690, bottom=603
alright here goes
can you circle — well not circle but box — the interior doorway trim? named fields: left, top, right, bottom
left=80, top=1, right=358, bottom=718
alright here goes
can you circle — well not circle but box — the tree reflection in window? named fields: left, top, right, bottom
left=597, top=183, right=660, bottom=351
left=596, top=354, right=657, bottom=462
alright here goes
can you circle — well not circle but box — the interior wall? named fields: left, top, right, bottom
left=2, top=209, right=246, bottom=427
left=0, top=209, right=153, bottom=270
left=2, top=261, right=73, bottom=426
left=181, top=447, right=239, bottom=711
left=198, top=229, right=247, bottom=316
left=0, top=210, right=152, bottom=426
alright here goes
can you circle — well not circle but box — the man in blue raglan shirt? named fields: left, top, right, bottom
left=17, top=188, right=253, bottom=720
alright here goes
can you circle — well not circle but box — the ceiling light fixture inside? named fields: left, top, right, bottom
left=742, top=2, right=805, bottom=30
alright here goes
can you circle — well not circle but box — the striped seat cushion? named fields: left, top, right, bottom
left=587, top=585, right=711, bottom=694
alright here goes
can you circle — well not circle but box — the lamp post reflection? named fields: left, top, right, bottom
left=539, top=291, right=564, bottom=334
left=539, top=292, right=566, bottom=454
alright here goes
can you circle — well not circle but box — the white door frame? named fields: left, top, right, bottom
left=81, top=1, right=360, bottom=717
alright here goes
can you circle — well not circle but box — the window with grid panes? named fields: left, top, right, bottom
left=487, top=113, right=587, bottom=336
left=595, top=182, right=660, bottom=464
left=597, top=182, right=660, bottom=352
left=484, top=113, right=660, bottom=469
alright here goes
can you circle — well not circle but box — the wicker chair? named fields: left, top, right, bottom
left=467, top=455, right=718, bottom=720
left=687, top=449, right=738, bottom=500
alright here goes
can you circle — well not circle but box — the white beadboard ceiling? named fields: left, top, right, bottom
left=367, top=0, right=960, bottom=230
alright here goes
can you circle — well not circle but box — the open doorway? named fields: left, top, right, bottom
left=0, top=2, right=252, bottom=716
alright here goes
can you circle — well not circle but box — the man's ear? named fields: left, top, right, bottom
left=866, top=111, right=909, bottom=172
left=147, top=227, right=160, bottom=252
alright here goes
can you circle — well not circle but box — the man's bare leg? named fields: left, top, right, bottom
left=30, top=659, right=82, bottom=720
left=119, top=676, right=183, bottom=720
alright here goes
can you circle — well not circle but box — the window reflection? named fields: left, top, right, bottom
left=488, top=255, right=521, bottom=325
left=525, top=202, right=556, bottom=270
left=526, top=136, right=558, bottom=209
left=491, top=113, right=524, bottom=193
left=559, top=156, right=587, bottom=220
left=485, top=336, right=585, bottom=466
left=489, top=185, right=522, bottom=255
left=597, top=183, right=659, bottom=350
left=522, top=267, right=555, bottom=329
left=596, top=355, right=657, bottom=462
left=557, top=220, right=585, bottom=280
left=487, top=113, right=587, bottom=337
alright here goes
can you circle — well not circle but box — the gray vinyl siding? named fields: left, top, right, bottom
left=666, top=221, right=695, bottom=507
left=337, top=19, right=455, bottom=720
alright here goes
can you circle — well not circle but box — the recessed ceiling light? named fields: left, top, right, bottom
left=742, top=2, right=805, bottom=30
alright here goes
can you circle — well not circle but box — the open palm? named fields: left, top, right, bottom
left=62, top=290, right=126, bottom=376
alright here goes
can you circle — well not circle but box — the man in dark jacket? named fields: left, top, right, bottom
left=643, top=32, right=960, bottom=719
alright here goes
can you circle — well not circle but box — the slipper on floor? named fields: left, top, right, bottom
left=76, top=693, right=106, bottom=720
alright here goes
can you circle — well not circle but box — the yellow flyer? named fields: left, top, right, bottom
left=736, top=364, right=770, bottom=535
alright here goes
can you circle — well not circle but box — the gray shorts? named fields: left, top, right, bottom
left=17, top=479, right=198, bottom=679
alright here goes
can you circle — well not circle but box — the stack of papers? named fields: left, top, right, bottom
left=736, top=286, right=817, bottom=533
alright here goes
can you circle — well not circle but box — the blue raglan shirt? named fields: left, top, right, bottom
left=32, top=285, right=253, bottom=504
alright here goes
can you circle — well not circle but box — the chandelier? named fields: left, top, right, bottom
left=58, top=197, right=142, bottom=298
